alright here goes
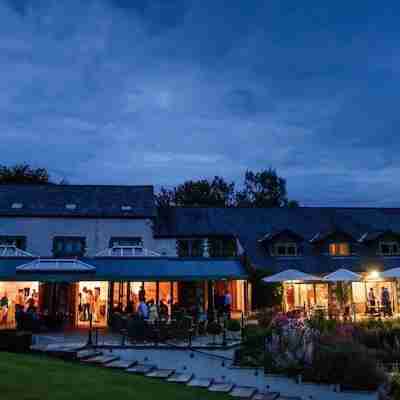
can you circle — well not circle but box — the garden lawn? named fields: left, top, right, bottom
left=0, top=352, right=229, bottom=400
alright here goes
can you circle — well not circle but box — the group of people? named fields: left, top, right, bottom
left=0, top=288, right=39, bottom=327
left=78, top=286, right=104, bottom=324
left=368, top=286, right=392, bottom=316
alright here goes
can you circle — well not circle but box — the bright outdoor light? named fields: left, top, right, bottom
left=368, top=270, right=380, bottom=280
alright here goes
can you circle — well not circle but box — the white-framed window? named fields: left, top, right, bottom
left=273, top=242, right=298, bottom=256
left=379, top=242, right=400, bottom=256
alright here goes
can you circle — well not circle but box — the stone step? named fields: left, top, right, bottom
left=167, top=373, right=194, bottom=384
left=104, top=359, right=137, bottom=369
left=126, top=364, right=157, bottom=375
left=278, top=397, right=302, bottom=400
left=230, top=386, right=258, bottom=398
left=76, top=350, right=102, bottom=360
left=208, top=382, right=235, bottom=393
left=253, top=393, right=280, bottom=400
left=145, top=369, right=175, bottom=379
left=84, top=354, right=119, bottom=365
left=187, top=378, right=214, bottom=388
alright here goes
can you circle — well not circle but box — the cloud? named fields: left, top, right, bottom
left=2, top=0, right=400, bottom=206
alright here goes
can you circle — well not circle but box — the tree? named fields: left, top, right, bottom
left=156, top=176, right=235, bottom=207
left=236, top=168, right=298, bottom=207
left=0, top=164, right=51, bottom=184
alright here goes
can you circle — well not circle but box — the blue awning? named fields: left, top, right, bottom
left=0, top=257, right=248, bottom=282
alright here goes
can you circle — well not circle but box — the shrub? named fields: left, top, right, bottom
left=242, top=325, right=270, bottom=349
left=256, top=308, right=275, bottom=328
left=308, top=343, right=384, bottom=390
left=388, top=372, right=400, bottom=399
left=226, top=319, right=241, bottom=332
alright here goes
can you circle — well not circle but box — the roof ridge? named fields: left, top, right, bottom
left=0, top=184, right=154, bottom=189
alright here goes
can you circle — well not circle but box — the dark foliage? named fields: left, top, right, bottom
left=155, top=169, right=298, bottom=208
left=0, top=164, right=51, bottom=184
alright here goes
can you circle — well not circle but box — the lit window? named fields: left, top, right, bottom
left=274, top=242, right=298, bottom=256
left=329, top=243, right=350, bottom=256
left=379, top=242, right=400, bottom=256
left=65, top=203, right=77, bottom=210
left=121, top=205, right=133, bottom=211
left=11, top=202, right=23, bottom=209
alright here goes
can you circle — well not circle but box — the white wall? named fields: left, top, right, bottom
left=0, top=216, right=157, bottom=257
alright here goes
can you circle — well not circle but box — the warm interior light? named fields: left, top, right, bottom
left=368, top=270, right=380, bottom=280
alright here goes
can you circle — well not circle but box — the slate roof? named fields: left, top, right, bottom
left=0, top=184, right=155, bottom=218
left=155, top=207, right=400, bottom=274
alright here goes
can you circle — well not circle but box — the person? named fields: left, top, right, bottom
left=148, top=299, right=159, bottom=323
left=0, top=292, right=8, bottom=325
left=125, top=301, right=134, bottom=314
left=159, top=300, right=169, bottom=321
left=382, top=287, right=392, bottom=317
left=32, top=289, right=39, bottom=308
left=137, top=299, right=149, bottom=320
left=15, top=289, right=24, bottom=311
left=82, top=287, right=90, bottom=321
left=223, top=290, right=232, bottom=320
left=93, top=287, right=100, bottom=323
left=139, top=285, right=146, bottom=302
left=368, top=288, right=376, bottom=314
left=26, top=297, right=37, bottom=313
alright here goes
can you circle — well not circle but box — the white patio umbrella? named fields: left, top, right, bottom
left=382, top=268, right=400, bottom=279
left=263, top=269, right=320, bottom=283
left=324, top=269, right=361, bottom=282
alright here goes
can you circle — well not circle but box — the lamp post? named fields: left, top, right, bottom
left=87, top=312, right=93, bottom=346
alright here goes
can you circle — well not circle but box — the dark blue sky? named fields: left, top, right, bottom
left=2, top=1, right=400, bottom=206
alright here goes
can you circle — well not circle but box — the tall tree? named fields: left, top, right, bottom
left=156, top=176, right=235, bottom=207
left=236, top=168, right=298, bottom=207
left=0, top=164, right=51, bottom=184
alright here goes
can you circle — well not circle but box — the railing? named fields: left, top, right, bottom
left=0, top=245, right=35, bottom=257
left=95, top=246, right=161, bottom=257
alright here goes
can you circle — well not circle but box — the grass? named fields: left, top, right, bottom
left=0, top=352, right=229, bottom=400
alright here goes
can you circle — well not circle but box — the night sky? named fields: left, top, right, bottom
left=2, top=1, right=400, bottom=206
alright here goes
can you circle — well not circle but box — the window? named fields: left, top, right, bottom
left=379, top=242, right=400, bottom=256
left=177, top=239, right=204, bottom=257
left=109, top=237, right=143, bottom=248
left=53, top=237, right=86, bottom=257
left=329, top=242, right=350, bottom=256
left=208, top=237, right=237, bottom=257
left=273, top=242, right=298, bottom=257
left=0, top=236, right=26, bottom=250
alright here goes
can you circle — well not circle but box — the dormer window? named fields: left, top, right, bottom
left=65, top=203, right=77, bottom=210
left=329, top=242, right=350, bottom=256
left=379, top=242, right=400, bottom=256
left=273, top=242, right=298, bottom=256
left=11, top=202, right=23, bottom=209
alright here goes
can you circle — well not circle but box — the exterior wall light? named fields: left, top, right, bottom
left=368, top=270, right=380, bottom=280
